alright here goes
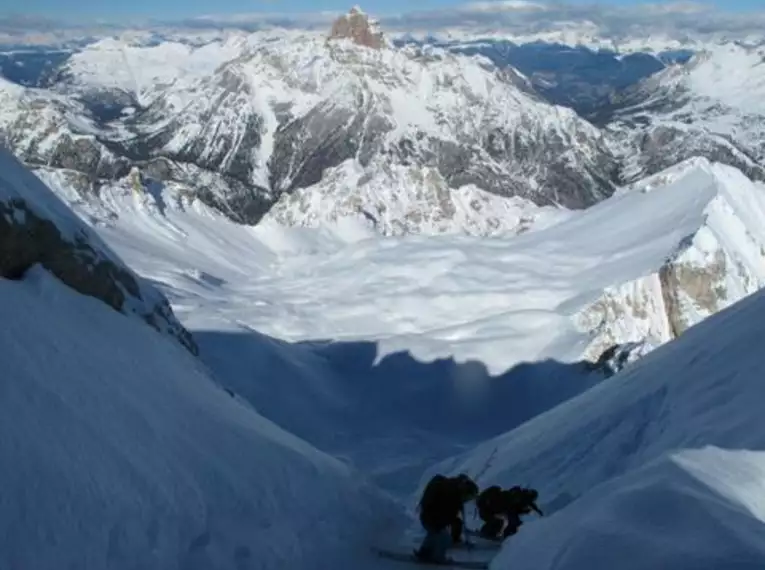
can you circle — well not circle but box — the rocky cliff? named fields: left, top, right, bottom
left=0, top=146, right=198, bottom=355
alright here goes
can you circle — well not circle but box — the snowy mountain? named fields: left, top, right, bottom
left=396, top=38, right=692, bottom=115
left=397, top=27, right=713, bottom=56
left=262, top=158, right=570, bottom=236
left=6, top=33, right=765, bottom=566
left=112, top=33, right=618, bottom=217
left=428, top=264, right=765, bottom=570
left=44, top=152, right=765, bottom=370
left=605, top=43, right=765, bottom=183
left=575, top=158, right=765, bottom=359
left=0, top=21, right=625, bottom=231
left=10, top=22, right=765, bottom=237
left=50, top=35, right=252, bottom=109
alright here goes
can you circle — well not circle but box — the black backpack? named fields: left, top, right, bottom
left=419, top=474, right=448, bottom=511
left=476, top=485, right=503, bottom=512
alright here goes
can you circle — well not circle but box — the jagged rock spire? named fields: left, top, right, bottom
left=328, top=6, right=384, bottom=49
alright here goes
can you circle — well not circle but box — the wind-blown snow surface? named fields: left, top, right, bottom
left=34, top=158, right=765, bottom=494
left=432, top=278, right=765, bottom=570
left=0, top=266, right=401, bottom=570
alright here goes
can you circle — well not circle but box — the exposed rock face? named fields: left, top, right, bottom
left=575, top=274, right=672, bottom=363
left=328, top=6, right=384, bottom=49
left=574, top=159, right=765, bottom=369
left=659, top=248, right=728, bottom=337
left=0, top=148, right=198, bottom=355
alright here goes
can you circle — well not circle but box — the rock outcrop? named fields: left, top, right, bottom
left=574, top=159, right=765, bottom=367
left=328, top=6, right=385, bottom=49
left=0, top=147, right=198, bottom=355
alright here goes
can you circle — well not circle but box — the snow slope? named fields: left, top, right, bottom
left=55, top=36, right=251, bottom=106
left=430, top=267, right=765, bottom=570
left=33, top=157, right=765, bottom=494
left=0, top=264, right=402, bottom=570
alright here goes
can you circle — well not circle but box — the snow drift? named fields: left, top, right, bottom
left=430, top=273, right=765, bottom=570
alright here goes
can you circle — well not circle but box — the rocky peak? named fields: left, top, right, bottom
left=328, top=6, right=384, bottom=49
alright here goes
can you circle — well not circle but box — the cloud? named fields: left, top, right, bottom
left=373, top=0, right=765, bottom=43
left=2, top=1, right=765, bottom=48
left=175, top=1, right=765, bottom=42
left=457, top=0, right=549, bottom=13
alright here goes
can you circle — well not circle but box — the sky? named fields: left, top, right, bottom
left=1, top=0, right=764, bottom=20
left=1, top=0, right=765, bottom=47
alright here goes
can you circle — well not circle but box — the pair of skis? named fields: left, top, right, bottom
left=373, top=529, right=502, bottom=569
left=373, top=547, right=490, bottom=569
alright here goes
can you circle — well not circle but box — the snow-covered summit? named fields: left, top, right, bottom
left=328, top=6, right=386, bottom=49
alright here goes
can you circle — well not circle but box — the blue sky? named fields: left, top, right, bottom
left=3, top=0, right=764, bottom=20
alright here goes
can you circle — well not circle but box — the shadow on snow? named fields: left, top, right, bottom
left=194, top=329, right=603, bottom=494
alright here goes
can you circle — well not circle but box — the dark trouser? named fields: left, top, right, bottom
left=502, top=513, right=522, bottom=538
left=478, top=505, right=503, bottom=539
left=479, top=515, right=504, bottom=539
left=449, top=515, right=464, bottom=543
left=418, top=510, right=464, bottom=561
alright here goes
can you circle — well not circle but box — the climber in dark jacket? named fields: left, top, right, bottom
left=414, top=473, right=479, bottom=562
left=476, top=485, right=543, bottom=540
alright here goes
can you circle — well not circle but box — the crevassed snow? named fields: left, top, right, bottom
left=429, top=277, right=765, bottom=570
left=0, top=265, right=402, bottom=570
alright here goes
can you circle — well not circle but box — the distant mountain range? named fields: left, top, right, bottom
left=0, top=10, right=762, bottom=238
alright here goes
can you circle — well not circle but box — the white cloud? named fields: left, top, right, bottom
left=1, top=1, right=765, bottom=48
left=458, top=0, right=549, bottom=13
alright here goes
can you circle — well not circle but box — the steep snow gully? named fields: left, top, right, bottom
left=5, top=148, right=765, bottom=569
